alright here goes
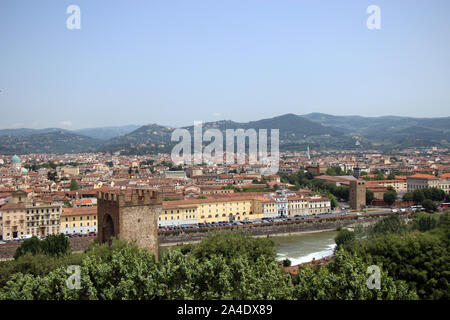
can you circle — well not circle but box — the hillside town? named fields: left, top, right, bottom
left=1, top=146, right=449, bottom=241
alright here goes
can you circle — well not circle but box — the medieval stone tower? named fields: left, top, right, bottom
left=97, top=189, right=163, bottom=261
left=349, top=179, right=366, bottom=210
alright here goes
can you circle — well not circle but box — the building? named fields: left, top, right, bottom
left=349, top=180, right=366, bottom=210
left=159, top=195, right=264, bottom=225
left=287, top=195, right=309, bottom=216
left=407, top=173, right=440, bottom=192
left=371, top=179, right=407, bottom=193
left=0, top=191, right=61, bottom=240
left=270, top=189, right=289, bottom=217
left=61, top=206, right=97, bottom=235
left=440, top=173, right=450, bottom=193
left=159, top=203, right=198, bottom=227
left=97, top=189, right=162, bottom=261
left=163, top=170, right=187, bottom=179
left=10, top=155, right=21, bottom=171
left=308, top=196, right=332, bottom=215
left=255, top=197, right=277, bottom=218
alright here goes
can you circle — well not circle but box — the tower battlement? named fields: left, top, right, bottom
left=97, top=189, right=162, bottom=261
left=97, top=189, right=162, bottom=207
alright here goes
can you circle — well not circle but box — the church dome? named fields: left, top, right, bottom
left=21, top=167, right=28, bottom=173
left=11, top=155, right=21, bottom=163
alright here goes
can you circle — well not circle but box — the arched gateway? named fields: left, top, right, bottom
left=97, top=189, right=163, bottom=261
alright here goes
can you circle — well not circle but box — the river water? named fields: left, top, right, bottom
left=273, top=230, right=337, bottom=265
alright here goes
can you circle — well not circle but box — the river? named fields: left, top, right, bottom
left=273, top=230, right=337, bottom=265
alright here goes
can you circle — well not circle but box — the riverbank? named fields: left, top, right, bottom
left=274, top=230, right=338, bottom=265
left=159, top=228, right=337, bottom=247
left=0, top=213, right=406, bottom=259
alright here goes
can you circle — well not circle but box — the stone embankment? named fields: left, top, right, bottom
left=0, top=212, right=408, bottom=259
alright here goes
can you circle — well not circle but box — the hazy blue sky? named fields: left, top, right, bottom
left=1, top=0, right=449, bottom=129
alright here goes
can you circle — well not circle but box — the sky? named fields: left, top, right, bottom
left=0, top=0, right=449, bottom=130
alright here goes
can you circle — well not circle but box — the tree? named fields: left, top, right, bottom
left=413, top=189, right=425, bottom=204
left=383, top=190, right=397, bottom=206
left=345, top=233, right=449, bottom=299
left=430, top=188, right=445, bottom=202
left=403, top=192, right=413, bottom=202
left=13, top=237, right=42, bottom=259
left=369, top=214, right=407, bottom=236
left=40, top=234, right=70, bottom=256
left=366, top=190, right=374, bottom=204
left=335, top=229, right=355, bottom=248
left=293, top=249, right=417, bottom=300
left=375, top=172, right=385, bottom=180
left=387, top=173, right=396, bottom=180
left=14, top=234, right=70, bottom=260
left=282, top=259, right=291, bottom=267
left=47, top=171, right=57, bottom=181
left=422, top=199, right=437, bottom=212
left=69, top=179, right=79, bottom=191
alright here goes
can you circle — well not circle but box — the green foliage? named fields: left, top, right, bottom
left=383, top=190, right=397, bottom=206
left=411, top=212, right=439, bottom=232
left=41, top=234, right=71, bottom=256
left=293, top=249, right=417, bottom=300
left=335, top=228, right=356, bottom=248
left=387, top=173, right=396, bottom=180
left=197, top=195, right=207, bottom=199
left=14, top=234, right=70, bottom=260
left=369, top=214, right=407, bottom=236
left=345, top=233, right=450, bottom=299
left=282, top=259, right=292, bottom=267
left=413, top=189, right=425, bottom=204
left=422, top=199, right=437, bottom=212
left=69, top=179, right=79, bottom=191
left=366, top=189, right=374, bottom=204
left=403, top=192, right=413, bottom=202
left=191, top=230, right=276, bottom=263
left=13, top=237, right=41, bottom=259
left=163, top=197, right=181, bottom=201
left=325, top=166, right=344, bottom=176
left=2, top=221, right=448, bottom=300
left=47, top=171, right=57, bottom=181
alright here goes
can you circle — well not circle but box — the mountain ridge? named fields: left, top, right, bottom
left=1, top=113, right=449, bottom=154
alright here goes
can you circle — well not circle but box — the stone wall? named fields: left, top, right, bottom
left=158, top=215, right=378, bottom=245
left=0, top=213, right=409, bottom=260
left=0, top=236, right=95, bottom=260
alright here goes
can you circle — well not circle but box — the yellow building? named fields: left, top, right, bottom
left=0, top=191, right=61, bottom=240
left=159, top=196, right=268, bottom=226
left=61, top=206, right=97, bottom=235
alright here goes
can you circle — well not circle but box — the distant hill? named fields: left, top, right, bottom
left=300, top=113, right=450, bottom=149
left=0, top=130, right=102, bottom=154
left=74, top=125, right=140, bottom=140
left=100, top=124, right=174, bottom=154
left=0, top=128, right=63, bottom=137
left=101, top=114, right=354, bottom=154
left=1, top=113, right=448, bottom=155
